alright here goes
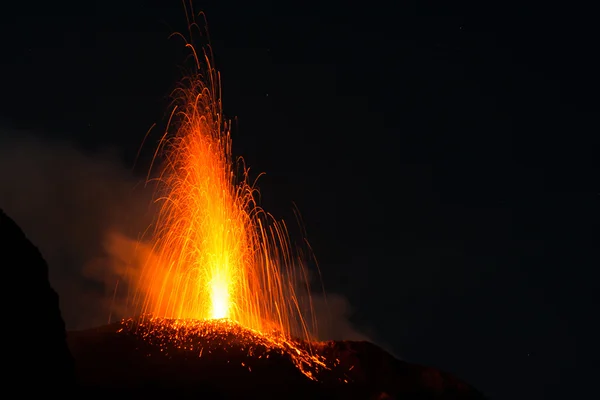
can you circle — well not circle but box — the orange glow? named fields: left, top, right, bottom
left=132, top=15, right=315, bottom=344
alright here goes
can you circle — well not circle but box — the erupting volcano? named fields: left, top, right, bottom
left=0, top=8, right=487, bottom=399
left=125, top=15, right=327, bottom=381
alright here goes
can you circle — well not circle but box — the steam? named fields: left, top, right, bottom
left=0, top=131, right=152, bottom=328
left=0, top=129, right=370, bottom=343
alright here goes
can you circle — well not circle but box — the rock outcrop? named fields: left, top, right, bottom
left=0, top=209, right=74, bottom=390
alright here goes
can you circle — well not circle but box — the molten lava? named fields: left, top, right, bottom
left=130, top=12, right=320, bottom=379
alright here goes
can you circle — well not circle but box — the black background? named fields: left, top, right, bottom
left=0, top=1, right=597, bottom=399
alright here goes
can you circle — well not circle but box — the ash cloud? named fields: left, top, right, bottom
left=309, top=293, right=371, bottom=342
left=0, top=129, right=372, bottom=345
left=0, top=130, right=154, bottom=329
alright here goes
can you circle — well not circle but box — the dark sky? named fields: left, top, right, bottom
left=0, top=1, right=597, bottom=399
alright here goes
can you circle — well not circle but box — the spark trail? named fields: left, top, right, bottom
left=131, top=10, right=320, bottom=371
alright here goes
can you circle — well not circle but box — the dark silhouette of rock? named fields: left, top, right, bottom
left=0, top=209, right=74, bottom=390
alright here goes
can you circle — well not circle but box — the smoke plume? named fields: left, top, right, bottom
left=0, top=129, right=370, bottom=343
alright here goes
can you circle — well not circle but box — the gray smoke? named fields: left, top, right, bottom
left=0, top=129, right=371, bottom=344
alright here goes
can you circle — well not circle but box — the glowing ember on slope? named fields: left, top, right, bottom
left=127, top=7, right=323, bottom=379
left=120, top=317, right=335, bottom=381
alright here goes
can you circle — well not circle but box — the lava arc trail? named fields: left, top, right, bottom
left=132, top=14, right=317, bottom=346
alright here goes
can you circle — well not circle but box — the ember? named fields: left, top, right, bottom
left=120, top=317, right=335, bottom=380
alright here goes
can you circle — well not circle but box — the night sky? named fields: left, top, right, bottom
left=0, top=1, right=597, bottom=399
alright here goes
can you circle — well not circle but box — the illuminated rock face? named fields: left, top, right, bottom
left=0, top=209, right=74, bottom=390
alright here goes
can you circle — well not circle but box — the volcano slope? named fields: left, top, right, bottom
left=68, top=319, right=486, bottom=399
left=1, top=207, right=485, bottom=399
left=0, top=209, right=74, bottom=391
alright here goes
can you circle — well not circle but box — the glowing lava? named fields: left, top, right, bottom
left=132, top=15, right=315, bottom=347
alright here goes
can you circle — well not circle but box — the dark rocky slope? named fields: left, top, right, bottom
left=0, top=209, right=74, bottom=390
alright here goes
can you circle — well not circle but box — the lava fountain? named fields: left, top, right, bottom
left=129, top=10, right=322, bottom=372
